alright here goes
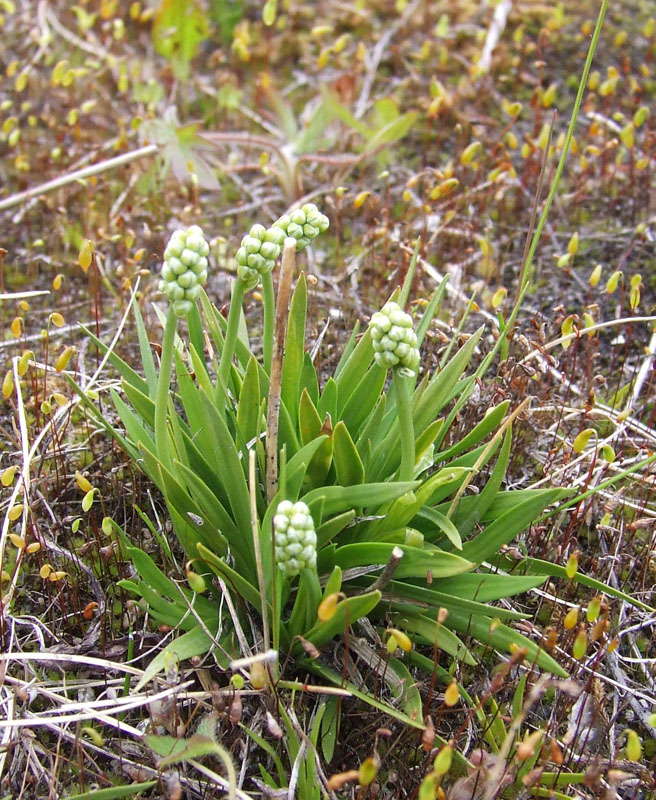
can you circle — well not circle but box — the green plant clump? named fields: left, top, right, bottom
left=75, top=203, right=580, bottom=720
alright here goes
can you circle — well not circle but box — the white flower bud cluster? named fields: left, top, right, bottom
left=370, top=301, right=420, bottom=373
left=273, top=203, right=329, bottom=252
left=160, top=226, right=210, bottom=317
left=273, top=500, right=317, bottom=577
left=235, top=223, right=286, bottom=290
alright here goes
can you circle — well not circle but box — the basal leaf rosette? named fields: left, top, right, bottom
left=370, top=301, right=420, bottom=375
left=235, top=223, right=286, bottom=290
left=273, top=203, right=330, bottom=252
left=274, top=500, right=317, bottom=578
left=160, top=225, right=210, bottom=317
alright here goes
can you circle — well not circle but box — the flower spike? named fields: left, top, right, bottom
left=273, top=500, right=317, bottom=577
left=235, top=223, right=286, bottom=290
left=273, top=203, right=329, bottom=252
left=369, top=301, right=420, bottom=374
left=160, top=226, right=210, bottom=317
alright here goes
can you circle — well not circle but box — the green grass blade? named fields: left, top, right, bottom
left=460, top=488, right=568, bottom=566
left=66, top=781, right=158, bottom=800
left=333, top=543, right=474, bottom=579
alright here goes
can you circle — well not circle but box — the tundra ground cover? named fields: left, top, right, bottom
left=0, top=1, right=655, bottom=798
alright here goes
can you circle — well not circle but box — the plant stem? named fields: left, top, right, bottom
left=266, top=239, right=296, bottom=502
left=249, top=450, right=271, bottom=656
left=218, top=278, right=245, bottom=395
left=519, top=0, right=608, bottom=297
left=154, top=308, right=177, bottom=472
left=262, top=271, right=275, bottom=374
left=393, top=368, right=415, bottom=482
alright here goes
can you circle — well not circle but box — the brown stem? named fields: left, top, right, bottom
left=368, top=546, right=404, bottom=593
left=266, top=239, right=297, bottom=503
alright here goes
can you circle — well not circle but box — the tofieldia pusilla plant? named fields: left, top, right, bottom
left=72, top=201, right=600, bottom=722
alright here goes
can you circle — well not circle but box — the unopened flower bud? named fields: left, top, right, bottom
left=370, top=302, right=420, bottom=373
left=160, top=226, right=210, bottom=317
left=273, top=203, right=329, bottom=252
left=274, top=500, right=317, bottom=577
left=235, top=223, right=285, bottom=288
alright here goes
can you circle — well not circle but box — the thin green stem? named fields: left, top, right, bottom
left=249, top=451, right=270, bottom=655
left=262, top=271, right=275, bottom=374
left=520, top=0, right=608, bottom=295
left=392, top=369, right=415, bottom=482
left=475, top=0, right=607, bottom=386
left=154, top=308, right=177, bottom=472
left=218, top=278, right=245, bottom=394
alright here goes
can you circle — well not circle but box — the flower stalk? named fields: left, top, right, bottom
left=156, top=226, right=210, bottom=468
left=369, top=300, right=420, bottom=481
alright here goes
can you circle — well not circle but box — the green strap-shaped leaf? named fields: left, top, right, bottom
left=280, top=436, right=329, bottom=500
left=136, top=625, right=216, bottom=690
left=119, top=579, right=189, bottom=629
left=66, top=780, right=158, bottom=800
left=317, top=376, right=338, bottom=421
left=299, top=590, right=381, bottom=649
left=334, top=542, right=474, bottom=579
left=188, top=341, right=216, bottom=399
left=363, top=468, right=467, bottom=542
left=300, top=351, right=319, bottom=406
left=334, top=328, right=374, bottom=412
left=460, top=488, right=567, bottom=566
left=445, top=607, right=568, bottom=677
left=174, top=461, right=236, bottom=550
left=110, top=389, right=154, bottom=457
left=281, top=273, right=307, bottom=429
left=322, top=565, right=343, bottom=598
left=137, top=445, right=231, bottom=562
left=197, top=543, right=268, bottom=616
left=339, top=363, right=387, bottom=438
left=316, top=510, right=356, bottom=549
left=237, top=356, right=261, bottom=449
left=67, top=377, right=135, bottom=458
left=381, top=580, right=528, bottom=621
left=495, top=555, right=655, bottom=612
left=319, top=694, right=340, bottom=764
left=133, top=300, right=158, bottom=399
left=385, top=655, right=423, bottom=725
left=415, top=572, right=546, bottom=602
left=79, top=324, right=149, bottom=397
left=277, top=397, right=300, bottom=458
left=412, top=327, right=484, bottom=435
left=413, top=418, right=444, bottom=467
left=447, top=426, right=512, bottom=538
left=298, top=388, right=322, bottom=445
left=332, top=421, right=365, bottom=486
left=121, top=380, right=157, bottom=430
left=129, top=546, right=184, bottom=603
left=303, top=481, right=418, bottom=519
left=416, top=276, right=449, bottom=347
left=363, top=111, right=418, bottom=154
left=434, top=401, right=510, bottom=462
left=199, top=389, right=252, bottom=542
left=333, top=320, right=360, bottom=378
left=388, top=611, right=476, bottom=665
left=174, top=349, right=205, bottom=437
left=297, top=391, right=333, bottom=490
left=415, top=505, right=462, bottom=549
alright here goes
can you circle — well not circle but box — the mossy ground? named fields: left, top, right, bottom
left=1, top=2, right=655, bottom=798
